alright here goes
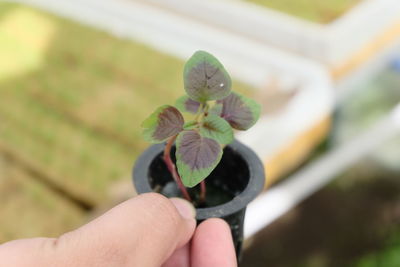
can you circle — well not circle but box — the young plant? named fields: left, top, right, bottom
left=141, top=50, right=260, bottom=203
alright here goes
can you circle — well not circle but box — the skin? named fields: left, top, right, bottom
left=0, top=193, right=237, bottom=267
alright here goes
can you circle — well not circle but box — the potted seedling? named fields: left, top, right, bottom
left=133, top=50, right=265, bottom=257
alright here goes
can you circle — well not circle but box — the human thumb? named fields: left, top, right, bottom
left=0, top=193, right=196, bottom=267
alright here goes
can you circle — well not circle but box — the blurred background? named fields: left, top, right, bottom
left=1, top=0, right=400, bottom=266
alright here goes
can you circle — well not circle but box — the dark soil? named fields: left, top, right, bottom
left=149, top=146, right=250, bottom=208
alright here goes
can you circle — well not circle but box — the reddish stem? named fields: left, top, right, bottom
left=163, top=135, right=192, bottom=202
left=199, top=180, right=206, bottom=203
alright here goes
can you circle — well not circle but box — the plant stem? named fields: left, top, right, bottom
left=194, top=103, right=204, bottom=121
left=164, top=135, right=192, bottom=202
left=199, top=180, right=206, bottom=204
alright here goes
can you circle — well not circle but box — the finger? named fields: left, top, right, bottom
left=191, top=218, right=237, bottom=267
left=0, top=193, right=196, bottom=267
left=162, top=243, right=190, bottom=267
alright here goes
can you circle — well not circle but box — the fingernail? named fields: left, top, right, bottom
left=170, top=198, right=196, bottom=219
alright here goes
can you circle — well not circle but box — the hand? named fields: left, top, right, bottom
left=0, top=193, right=237, bottom=267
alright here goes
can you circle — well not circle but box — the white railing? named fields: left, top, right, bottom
left=245, top=103, right=400, bottom=237
left=145, top=0, right=400, bottom=66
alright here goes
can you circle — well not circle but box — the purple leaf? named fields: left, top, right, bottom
left=175, top=95, right=201, bottom=114
left=176, top=130, right=222, bottom=187
left=141, top=105, right=184, bottom=143
left=219, top=92, right=261, bottom=130
left=183, top=51, right=231, bottom=102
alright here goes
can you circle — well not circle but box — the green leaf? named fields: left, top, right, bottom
left=141, top=105, right=184, bottom=143
left=219, top=92, right=261, bottom=130
left=175, top=95, right=201, bottom=114
left=208, top=103, right=223, bottom=116
left=183, top=50, right=231, bottom=103
left=183, top=120, right=198, bottom=130
left=200, top=115, right=233, bottom=144
left=176, top=130, right=222, bottom=187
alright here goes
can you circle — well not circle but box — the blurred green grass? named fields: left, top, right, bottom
left=243, top=0, right=361, bottom=23
left=354, top=238, right=400, bottom=267
left=0, top=159, right=85, bottom=242
left=0, top=2, right=254, bottom=241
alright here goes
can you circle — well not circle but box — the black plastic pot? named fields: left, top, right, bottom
left=133, top=139, right=265, bottom=258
